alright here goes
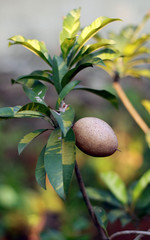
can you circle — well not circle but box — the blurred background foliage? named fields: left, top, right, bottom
left=0, top=1, right=150, bottom=239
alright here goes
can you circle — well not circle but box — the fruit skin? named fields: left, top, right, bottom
left=73, top=117, right=118, bottom=157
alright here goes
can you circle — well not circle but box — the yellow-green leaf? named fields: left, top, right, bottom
left=18, top=129, right=48, bottom=155
left=100, top=171, right=128, bottom=205
left=35, top=146, right=46, bottom=189
left=44, top=128, right=76, bottom=199
left=9, top=35, right=52, bottom=67
left=132, top=170, right=150, bottom=205
left=60, top=8, right=81, bottom=45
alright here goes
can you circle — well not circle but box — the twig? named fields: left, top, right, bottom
left=133, top=228, right=150, bottom=240
left=75, top=161, right=108, bottom=240
left=113, top=74, right=149, bottom=134
left=110, top=230, right=150, bottom=240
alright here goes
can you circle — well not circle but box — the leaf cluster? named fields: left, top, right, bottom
left=95, top=12, right=150, bottom=79
left=0, top=8, right=120, bottom=199
left=86, top=170, right=150, bottom=232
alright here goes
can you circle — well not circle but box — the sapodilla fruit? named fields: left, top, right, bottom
left=73, top=117, right=118, bottom=157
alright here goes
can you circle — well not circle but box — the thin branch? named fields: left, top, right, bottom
left=134, top=228, right=150, bottom=240
left=75, top=161, right=108, bottom=240
left=110, top=230, right=150, bottom=240
left=113, top=75, right=149, bottom=134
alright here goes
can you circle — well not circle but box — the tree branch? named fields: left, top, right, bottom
left=75, top=161, right=108, bottom=240
left=113, top=75, right=149, bottom=134
left=110, top=230, right=150, bottom=240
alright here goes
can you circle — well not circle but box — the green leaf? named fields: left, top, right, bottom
left=60, top=8, right=81, bottom=45
left=100, top=171, right=128, bottom=205
left=35, top=145, right=46, bottom=190
left=108, top=209, right=131, bottom=226
left=86, top=187, right=122, bottom=207
left=74, top=85, right=118, bottom=108
left=44, top=128, right=76, bottom=199
left=18, top=102, right=50, bottom=118
left=9, top=35, right=52, bottom=67
left=135, top=186, right=150, bottom=209
left=12, top=70, right=53, bottom=85
left=56, top=80, right=80, bottom=110
left=52, top=56, right=68, bottom=93
left=62, top=128, right=76, bottom=196
left=23, top=83, right=47, bottom=105
left=15, top=111, right=46, bottom=119
left=18, top=129, right=48, bottom=155
left=51, top=105, right=75, bottom=137
left=93, top=206, right=108, bottom=234
left=0, top=106, right=21, bottom=119
left=44, top=129, right=64, bottom=199
left=61, top=63, right=93, bottom=88
left=76, top=55, right=105, bottom=67
left=0, top=105, right=48, bottom=119
left=96, top=48, right=119, bottom=61
left=76, top=17, right=121, bottom=53
left=132, top=169, right=150, bottom=205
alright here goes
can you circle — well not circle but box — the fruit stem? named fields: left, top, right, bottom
left=75, top=161, right=108, bottom=240
left=113, top=73, right=150, bottom=134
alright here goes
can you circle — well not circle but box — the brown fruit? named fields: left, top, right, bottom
left=73, top=117, right=118, bottom=157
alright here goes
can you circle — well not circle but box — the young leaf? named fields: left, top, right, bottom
left=52, top=56, right=68, bottom=93
left=74, top=85, right=118, bottom=108
left=100, top=171, right=128, bottom=205
left=51, top=105, right=75, bottom=137
left=35, top=145, right=46, bottom=189
left=18, top=102, right=51, bottom=118
left=132, top=169, right=150, bottom=205
left=9, top=35, right=52, bottom=67
left=56, top=80, right=80, bottom=110
left=60, top=8, right=81, bottom=45
left=61, top=37, right=76, bottom=60
left=76, top=17, right=121, bottom=53
left=44, top=128, right=76, bottom=199
left=18, top=129, right=48, bottom=155
left=93, top=206, right=108, bottom=235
